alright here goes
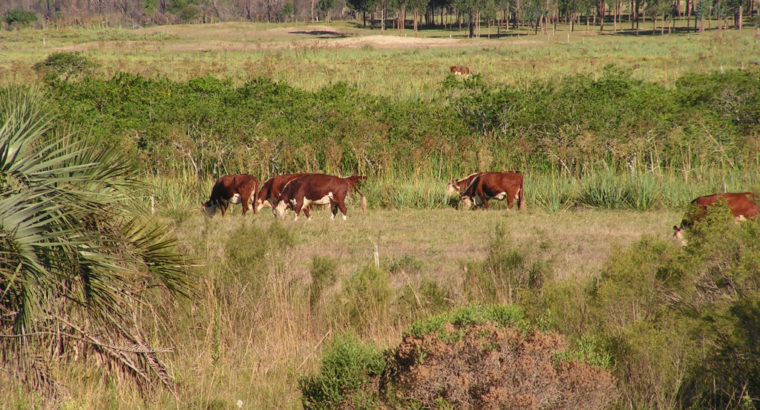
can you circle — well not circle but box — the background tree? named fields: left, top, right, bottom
left=346, top=0, right=379, bottom=26
left=318, top=0, right=336, bottom=21
left=280, top=1, right=294, bottom=21
left=0, top=88, right=190, bottom=395
left=407, top=0, right=429, bottom=32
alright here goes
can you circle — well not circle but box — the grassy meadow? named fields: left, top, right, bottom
left=2, top=20, right=760, bottom=99
left=3, top=19, right=760, bottom=408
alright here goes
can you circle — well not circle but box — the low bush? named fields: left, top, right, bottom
left=4, top=9, right=37, bottom=27
left=298, top=332, right=385, bottom=409
left=585, top=207, right=760, bottom=408
left=302, top=304, right=617, bottom=409
left=33, top=52, right=97, bottom=84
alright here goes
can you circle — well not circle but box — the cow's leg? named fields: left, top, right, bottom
left=480, top=195, right=490, bottom=210
left=506, top=192, right=514, bottom=209
left=220, top=204, right=227, bottom=216
left=293, top=200, right=304, bottom=221
left=337, top=201, right=348, bottom=220
left=330, top=203, right=339, bottom=220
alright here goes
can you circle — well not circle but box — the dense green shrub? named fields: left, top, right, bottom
left=298, top=332, right=385, bottom=409
left=43, top=69, right=760, bottom=184
left=4, top=9, right=37, bottom=27
left=33, top=52, right=97, bottom=84
left=584, top=206, right=760, bottom=408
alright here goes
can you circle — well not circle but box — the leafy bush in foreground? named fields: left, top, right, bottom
left=586, top=205, right=760, bottom=408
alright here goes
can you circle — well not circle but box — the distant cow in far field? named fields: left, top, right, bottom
left=450, top=66, right=471, bottom=76
left=673, top=192, right=760, bottom=242
left=202, top=174, right=259, bottom=217
left=273, top=174, right=367, bottom=221
left=460, top=172, right=524, bottom=210
left=254, top=173, right=313, bottom=213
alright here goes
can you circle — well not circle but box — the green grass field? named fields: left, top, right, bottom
left=2, top=20, right=759, bottom=99
left=2, top=19, right=760, bottom=408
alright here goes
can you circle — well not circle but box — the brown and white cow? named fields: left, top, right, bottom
left=273, top=174, right=367, bottom=221
left=673, top=192, right=760, bottom=242
left=202, top=174, right=259, bottom=217
left=254, top=173, right=313, bottom=213
left=459, top=172, right=524, bottom=210
left=446, top=172, right=485, bottom=197
left=450, top=66, right=471, bottom=76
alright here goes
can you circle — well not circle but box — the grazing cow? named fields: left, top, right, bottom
left=450, top=66, right=471, bottom=76
left=673, top=192, right=760, bottom=242
left=254, top=173, right=312, bottom=213
left=202, top=174, right=259, bottom=217
left=273, top=174, right=367, bottom=221
left=460, top=172, right=524, bottom=210
left=446, top=172, right=485, bottom=196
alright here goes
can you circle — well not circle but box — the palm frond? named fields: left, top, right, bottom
left=1, top=86, right=190, bottom=396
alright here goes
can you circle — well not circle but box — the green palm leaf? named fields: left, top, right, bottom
left=0, top=87, right=190, bottom=394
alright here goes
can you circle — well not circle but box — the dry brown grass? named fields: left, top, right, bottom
left=3, top=206, right=679, bottom=408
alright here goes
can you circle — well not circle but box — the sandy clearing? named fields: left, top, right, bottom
left=54, top=34, right=545, bottom=53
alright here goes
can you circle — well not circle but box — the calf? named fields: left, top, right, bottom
left=460, top=172, right=524, bottom=210
left=673, top=192, right=759, bottom=242
left=202, top=174, right=259, bottom=217
left=273, top=174, right=367, bottom=221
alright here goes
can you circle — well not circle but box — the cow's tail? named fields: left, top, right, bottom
left=346, top=176, right=368, bottom=213
left=518, top=173, right=525, bottom=210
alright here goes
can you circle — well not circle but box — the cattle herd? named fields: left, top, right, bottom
left=202, top=171, right=760, bottom=241
left=202, top=173, right=367, bottom=221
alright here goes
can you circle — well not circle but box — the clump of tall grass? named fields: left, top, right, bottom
left=463, top=223, right=553, bottom=305
left=577, top=171, right=664, bottom=210
left=333, top=265, right=392, bottom=334
left=309, top=255, right=339, bottom=312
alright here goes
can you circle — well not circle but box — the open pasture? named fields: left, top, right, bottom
left=21, top=205, right=676, bottom=408
left=2, top=20, right=759, bottom=98
left=3, top=17, right=760, bottom=408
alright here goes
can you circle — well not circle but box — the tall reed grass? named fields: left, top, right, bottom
left=152, top=168, right=760, bottom=216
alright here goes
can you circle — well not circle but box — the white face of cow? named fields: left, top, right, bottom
left=202, top=202, right=218, bottom=217
left=459, top=196, right=474, bottom=210
left=229, top=193, right=241, bottom=204
left=445, top=181, right=460, bottom=196
left=273, top=200, right=290, bottom=220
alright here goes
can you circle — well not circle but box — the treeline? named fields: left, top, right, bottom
left=2, top=0, right=755, bottom=34
left=43, top=66, right=760, bottom=181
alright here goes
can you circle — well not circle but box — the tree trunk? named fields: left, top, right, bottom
left=381, top=0, right=386, bottom=31
left=399, top=5, right=406, bottom=32
left=736, top=5, right=742, bottom=29
left=414, top=8, right=418, bottom=33
left=515, top=0, right=520, bottom=28
left=469, top=13, right=474, bottom=37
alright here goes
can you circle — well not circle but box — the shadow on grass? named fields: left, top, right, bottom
left=289, top=30, right=350, bottom=38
